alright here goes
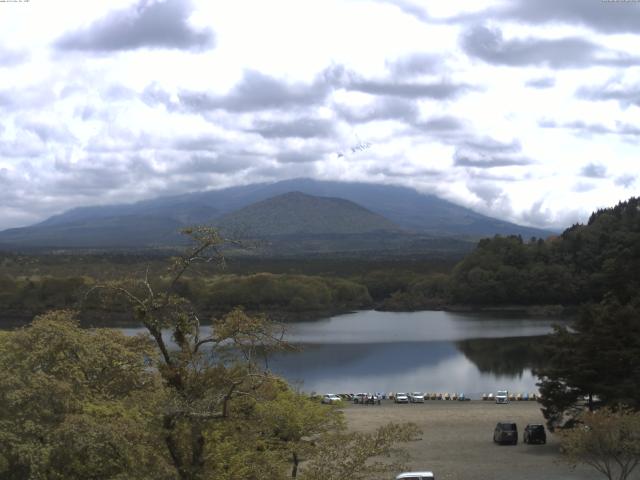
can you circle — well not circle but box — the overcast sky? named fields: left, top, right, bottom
left=1, top=0, right=639, bottom=230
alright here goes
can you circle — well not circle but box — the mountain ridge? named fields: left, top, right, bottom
left=217, top=191, right=401, bottom=237
left=0, top=178, right=556, bottom=250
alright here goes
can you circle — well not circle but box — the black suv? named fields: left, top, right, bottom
left=493, top=422, right=518, bottom=445
left=523, top=424, right=546, bottom=444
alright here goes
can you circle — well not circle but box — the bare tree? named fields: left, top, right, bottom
left=560, top=407, right=640, bottom=480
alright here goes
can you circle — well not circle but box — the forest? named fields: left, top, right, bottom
left=1, top=197, right=639, bottom=324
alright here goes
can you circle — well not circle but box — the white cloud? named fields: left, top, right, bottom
left=0, top=0, right=638, bottom=230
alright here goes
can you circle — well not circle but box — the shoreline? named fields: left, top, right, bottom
left=0, top=304, right=573, bottom=329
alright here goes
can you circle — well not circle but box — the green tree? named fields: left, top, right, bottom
left=80, top=226, right=419, bottom=479
left=536, top=298, right=640, bottom=430
left=0, top=310, right=172, bottom=479
left=560, top=407, right=640, bottom=480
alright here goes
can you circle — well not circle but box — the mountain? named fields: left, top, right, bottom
left=217, top=192, right=399, bottom=236
left=0, top=178, right=555, bottom=250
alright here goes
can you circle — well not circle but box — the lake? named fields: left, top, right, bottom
left=265, top=310, right=562, bottom=397
left=76, top=309, right=562, bottom=398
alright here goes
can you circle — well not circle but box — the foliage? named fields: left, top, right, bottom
left=449, top=197, right=640, bottom=306
left=560, top=407, right=640, bottom=480
left=0, top=310, right=172, bottom=479
left=377, top=273, right=450, bottom=310
left=55, top=226, right=414, bottom=479
left=536, top=298, right=640, bottom=430
left=196, top=273, right=372, bottom=313
left=0, top=272, right=373, bottom=324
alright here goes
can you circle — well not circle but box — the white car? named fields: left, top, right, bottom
left=321, top=394, right=342, bottom=404
left=395, top=392, right=409, bottom=403
left=409, top=392, right=425, bottom=403
left=396, top=471, right=435, bottom=479
left=495, top=390, right=509, bottom=404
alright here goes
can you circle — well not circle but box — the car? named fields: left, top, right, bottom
left=409, top=392, right=425, bottom=403
left=395, top=392, right=409, bottom=403
left=396, top=471, right=435, bottom=479
left=353, top=393, right=367, bottom=404
left=495, top=390, right=509, bottom=404
left=524, top=424, right=547, bottom=444
left=493, top=422, right=518, bottom=445
left=321, top=394, right=342, bottom=404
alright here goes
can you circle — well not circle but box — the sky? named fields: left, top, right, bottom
left=0, top=0, right=639, bottom=231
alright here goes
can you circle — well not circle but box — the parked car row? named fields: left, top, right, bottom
left=319, top=390, right=540, bottom=403
left=493, top=422, right=547, bottom=445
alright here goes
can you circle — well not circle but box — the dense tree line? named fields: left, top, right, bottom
left=0, top=273, right=373, bottom=324
left=449, top=197, right=640, bottom=306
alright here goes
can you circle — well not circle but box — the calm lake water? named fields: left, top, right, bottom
left=265, top=310, right=562, bottom=397
left=12, top=309, right=561, bottom=398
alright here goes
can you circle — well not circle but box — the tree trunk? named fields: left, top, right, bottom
left=291, top=451, right=299, bottom=478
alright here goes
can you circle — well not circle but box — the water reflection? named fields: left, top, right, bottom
left=285, top=310, right=561, bottom=343
left=268, top=341, right=541, bottom=396
left=267, top=311, right=562, bottom=395
left=84, top=310, right=562, bottom=396
left=456, top=336, right=549, bottom=377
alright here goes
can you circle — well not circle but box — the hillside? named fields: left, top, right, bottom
left=0, top=178, right=555, bottom=250
left=217, top=192, right=399, bottom=237
left=448, top=197, right=640, bottom=306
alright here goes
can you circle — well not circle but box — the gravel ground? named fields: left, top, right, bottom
left=342, top=400, right=602, bottom=480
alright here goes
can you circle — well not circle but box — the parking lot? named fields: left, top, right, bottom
left=342, top=400, right=602, bottom=480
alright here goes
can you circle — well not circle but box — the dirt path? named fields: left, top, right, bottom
left=342, top=400, right=602, bottom=480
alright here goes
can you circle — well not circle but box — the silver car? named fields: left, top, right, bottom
left=409, top=392, right=425, bottom=403
left=396, top=471, right=435, bottom=479
left=395, top=392, right=409, bottom=403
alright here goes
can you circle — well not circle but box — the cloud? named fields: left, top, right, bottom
left=178, top=70, right=331, bottom=112
left=580, top=163, right=607, bottom=179
left=249, top=117, right=335, bottom=139
left=416, top=115, right=466, bottom=132
left=347, top=77, right=472, bottom=99
left=461, top=25, right=640, bottom=69
left=454, top=0, right=640, bottom=34
left=577, top=81, right=640, bottom=107
left=386, top=52, right=443, bottom=76
left=454, top=138, right=532, bottom=168
left=0, top=48, right=28, bottom=66
left=18, top=120, right=75, bottom=143
left=48, top=157, right=150, bottom=195
left=526, top=77, right=555, bottom=89
left=335, top=97, right=418, bottom=124
left=540, top=119, right=640, bottom=137
left=573, top=181, right=596, bottom=192
left=173, top=154, right=255, bottom=174
left=172, top=135, right=222, bottom=152
left=0, top=136, right=46, bottom=158
left=615, top=174, right=636, bottom=188
left=55, top=0, right=215, bottom=52
left=276, top=151, right=320, bottom=164
left=368, top=164, right=443, bottom=178
left=520, top=199, right=582, bottom=229
left=375, top=0, right=430, bottom=22
left=468, top=182, right=505, bottom=206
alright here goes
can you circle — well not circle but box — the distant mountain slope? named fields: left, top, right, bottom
left=0, top=178, right=555, bottom=249
left=0, top=215, right=185, bottom=248
left=218, top=192, right=400, bottom=236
